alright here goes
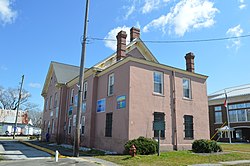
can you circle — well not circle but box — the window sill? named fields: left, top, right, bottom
left=153, top=92, right=164, bottom=97
left=182, top=97, right=192, bottom=101
left=153, top=137, right=165, bottom=140
left=107, top=94, right=114, bottom=97
left=214, top=122, right=223, bottom=125
left=184, top=137, right=194, bottom=140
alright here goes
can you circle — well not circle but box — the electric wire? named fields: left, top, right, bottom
left=88, top=34, right=250, bottom=44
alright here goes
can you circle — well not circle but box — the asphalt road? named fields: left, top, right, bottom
left=0, top=140, right=51, bottom=160
left=0, top=140, right=100, bottom=166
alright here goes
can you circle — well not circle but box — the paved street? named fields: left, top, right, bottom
left=0, top=140, right=51, bottom=160
left=0, top=140, right=117, bottom=166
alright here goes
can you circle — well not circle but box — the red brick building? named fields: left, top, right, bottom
left=42, top=27, right=210, bottom=153
left=208, top=84, right=250, bottom=142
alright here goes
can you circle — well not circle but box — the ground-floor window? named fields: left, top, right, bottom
left=105, top=113, right=113, bottom=137
left=184, top=115, right=193, bottom=139
left=153, top=112, right=165, bottom=138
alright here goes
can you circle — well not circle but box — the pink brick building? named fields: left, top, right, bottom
left=41, top=27, right=209, bottom=153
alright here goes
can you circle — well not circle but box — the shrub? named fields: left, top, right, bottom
left=192, top=139, right=222, bottom=153
left=124, top=136, right=158, bottom=155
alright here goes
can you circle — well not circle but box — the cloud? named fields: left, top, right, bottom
left=143, top=0, right=219, bottom=36
left=124, top=5, right=136, bottom=20
left=238, top=0, right=246, bottom=9
left=1, top=65, right=7, bottom=71
left=142, top=0, right=170, bottom=14
left=226, top=24, right=243, bottom=50
left=104, top=26, right=131, bottom=51
left=0, top=0, right=17, bottom=25
left=29, top=83, right=42, bottom=89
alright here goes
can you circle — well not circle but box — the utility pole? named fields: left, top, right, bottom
left=13, top=75, right=24, bottom=139
left=73, top=0, right=90, bottom=157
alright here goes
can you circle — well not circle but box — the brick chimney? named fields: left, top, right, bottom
left=130, top=27, right=140, bottom=42
left=185, top=52, right=195, bottom=72
left=116, top=30, right=127, bottom=61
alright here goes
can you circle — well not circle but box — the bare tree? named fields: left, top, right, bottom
left=23, top=102, right=43, bottom=128
left=0, top=87, right=30, bottom=110
left=0, top=86, right=42, bottom=127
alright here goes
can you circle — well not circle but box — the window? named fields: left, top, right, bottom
left=183, top=78, right=191, bottom=99
left=49, top=96, right=52, bottom=109
left=108, top=74, right=114, bottom=96
left=68, top=118, right=72, bottom=134
left=153, top=71, right=163, bottom=94
left=229, top=110, right=237, bottom=122
left=247, top=109, right=250, bottom=121
left=105, top=113, right=113, bottom=137
left=237, top=110, right=246, bottom=122
left=184, top=115, right=194, bottom=139
left=70, top=89, right=74, bottom=104
left=215, top=111, right=222, bottom=123
left=45, top=99, right=48, bottom=111
left=47, top=121, right=50, bottom=133
left=214, top=106, right=222, bottom=111
left=54, top=93, right=58, bottom=108
left=83, top=82, right=87, bottom=100
left=153, top=112, right=165, bottom=137
left=52, top=119, right=55, bottom=134
left=81, top=116, right=85, bottom=135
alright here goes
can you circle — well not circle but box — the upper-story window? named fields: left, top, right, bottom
left=70, top=89, right=74, bottom=104
left=108, top=73, right=114, bottom=96
left=183, top=78, right=191, bottom=99
left=54, top=92, right=58, bottom=108
left=214, top=106, right=222, bottom=123
left=49, top=96, right=52, bottom=110
left=83, top=82, right=87, bottom=100
left=153, top=71, right=163, bottom=94
left=45, top=98, right=48, bottom=111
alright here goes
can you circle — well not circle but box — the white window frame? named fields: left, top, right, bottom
left=153, top=71, right=163, bottom=94
left=183, top=78, right=191, bottom=99
left=108, top=73, right=114, bottom=96
left=70, top=89, right=74, bottom=104
left=83, top=82, right=87, bottom=100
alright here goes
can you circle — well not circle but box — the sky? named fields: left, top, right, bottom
left=0, top=0, right=250, bottom=110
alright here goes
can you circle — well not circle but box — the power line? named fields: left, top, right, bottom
left=89, top=34, right=250, bottom=44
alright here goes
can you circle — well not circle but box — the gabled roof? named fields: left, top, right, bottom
left=52, top=61, right=80, bottom=84
left=41, top=61, right=80, bottom=96
left=93, top=38, right=159, bottom=70
left=208, top=84, right=250, bottom=100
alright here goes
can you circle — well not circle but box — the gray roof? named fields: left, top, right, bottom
left=208, top=84, right=250, bottom=100
left=52, top=61, right=80, bottom=84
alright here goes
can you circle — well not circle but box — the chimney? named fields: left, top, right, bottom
left=185, top=52, right=195, bottom=72
left=130, top=27, right=140, bottom=42
left=116, top=30, right=127, bottom=61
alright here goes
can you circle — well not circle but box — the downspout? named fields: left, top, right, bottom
left=171, top=71, right=178, bottom=150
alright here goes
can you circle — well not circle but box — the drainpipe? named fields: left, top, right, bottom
left=171, top=71, right=178, bottom=150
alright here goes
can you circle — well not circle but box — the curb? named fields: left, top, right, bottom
left=18, top=140, right=66, bottom=158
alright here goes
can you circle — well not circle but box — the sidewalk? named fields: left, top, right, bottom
left=19, top=140, right=118, bottom=166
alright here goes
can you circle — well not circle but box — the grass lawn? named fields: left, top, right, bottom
left=96, top=143, right=250, bottom=166
left=220, top=143, right=250, bottom=152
